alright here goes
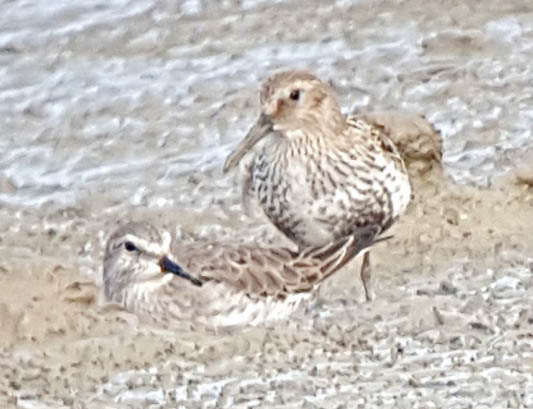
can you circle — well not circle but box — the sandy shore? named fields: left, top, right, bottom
left=1, top=145, right=532, bottom=408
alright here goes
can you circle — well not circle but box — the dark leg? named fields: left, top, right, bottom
left=360, top=251, right=373, bottom=302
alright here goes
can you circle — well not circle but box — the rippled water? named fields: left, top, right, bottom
left=1, top=0, right=532, bottom=210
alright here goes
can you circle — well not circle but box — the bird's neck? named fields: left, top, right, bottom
left=121, top=275, right=172, bottom=309
left=282, top=118, right=347, bottom=152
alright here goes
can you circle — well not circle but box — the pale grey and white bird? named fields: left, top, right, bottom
left=103, top=221, right=385, bottom=330
left=223, top=70, right=411, bottom=301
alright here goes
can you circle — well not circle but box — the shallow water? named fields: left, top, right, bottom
left=1, top=0, right=533, bottom=210
left=1, top=0, right=533, bottom=408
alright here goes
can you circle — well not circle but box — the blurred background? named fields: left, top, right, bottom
left=1, top=0, right=532, bottom=211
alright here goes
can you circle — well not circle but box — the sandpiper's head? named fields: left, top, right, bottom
left=223, top=70, right=344, bottom=173
left=103, top=222, right=202, bottom=303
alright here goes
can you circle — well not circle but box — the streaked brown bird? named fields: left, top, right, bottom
left=223, top=70, right=411, bottom=301
left=103, top=221, right=384, bottom=329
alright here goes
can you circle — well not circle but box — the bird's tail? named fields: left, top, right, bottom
left=301, top=227, right=391, bottom=282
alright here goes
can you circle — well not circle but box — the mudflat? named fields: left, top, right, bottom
left=1, top=0, right=532, bottom=407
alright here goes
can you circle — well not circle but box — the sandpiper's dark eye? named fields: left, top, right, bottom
left=289, top=89, right=300, bottom=101
left=124, top=241, right=137, bottom=252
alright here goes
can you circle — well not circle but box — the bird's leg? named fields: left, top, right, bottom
left=360, top=251, right=373, bottom=302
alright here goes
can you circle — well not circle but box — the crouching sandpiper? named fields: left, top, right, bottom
left=103, top=221, right=386, bottom=330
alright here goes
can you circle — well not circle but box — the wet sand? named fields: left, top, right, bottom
left=1, top=155, right=532, bottom=408
left=1, top=0, right=533, bottom=407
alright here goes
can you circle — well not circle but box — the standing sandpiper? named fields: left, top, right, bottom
left=223, top=70, right=411, bottom=301
left=103, top=221, right=385, bottom=329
